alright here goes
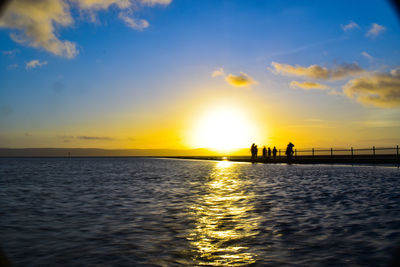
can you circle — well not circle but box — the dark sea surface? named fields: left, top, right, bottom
left=0, top=158, right=400, bottom=266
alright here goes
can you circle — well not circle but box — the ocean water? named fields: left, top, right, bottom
left=0, top=158, right=399, bottom=266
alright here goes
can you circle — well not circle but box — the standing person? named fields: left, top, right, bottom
left=268, top=147, right=271, bottom=158
left=262, top=146, right=267, bottom=160
left=272, top=146, right=277, bottom=159
left=286, top=142, right=295, bottom=161
left=255, top=145, right=258, bottom=160
left=250, top=143, right=256, bottom=162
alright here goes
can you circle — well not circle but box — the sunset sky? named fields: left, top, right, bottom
left=0, top=0, right=399, bottom=152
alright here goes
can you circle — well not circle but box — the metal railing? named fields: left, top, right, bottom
left=266, top=145, right=399, bottom=163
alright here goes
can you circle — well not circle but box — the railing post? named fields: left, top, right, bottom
left=373, top=146, right=376, bottom=161
left=330, top=148, right=333, bottom=159
left=279, top=149, right=281, bottom=160
left=351, top=147, right=354, bottom=161
left=295, top=149, right=297, bottom=158
left=312, top=148, right=314, bottom=159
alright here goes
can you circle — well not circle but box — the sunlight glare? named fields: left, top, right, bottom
left=191, top=106, right=258, bottom=152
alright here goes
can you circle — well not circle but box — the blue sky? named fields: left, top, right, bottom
left=0, top=0, right=399, bottom=149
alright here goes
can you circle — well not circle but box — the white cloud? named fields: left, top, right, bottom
left=211, top=67, right=225, bottom=77
left=26, top=59, right=47, bottom=69
left=118, top=12, right=149, bottom=30
left=366, top=23, right=386, bottom=38
left=342, top=21, right=359, bottom=32
left=0, top=0, right=172, bottom=58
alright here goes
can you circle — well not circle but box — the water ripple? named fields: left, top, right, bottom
left=0, top=158, right=399, bottom=266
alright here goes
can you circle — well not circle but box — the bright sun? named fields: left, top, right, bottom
left=191, top=106, right=258, bottom=152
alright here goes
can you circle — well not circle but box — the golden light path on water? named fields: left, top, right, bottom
left=187, top=161, right=260, bottom=266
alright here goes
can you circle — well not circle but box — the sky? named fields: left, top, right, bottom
left=0, top=0, right=399, bottom=153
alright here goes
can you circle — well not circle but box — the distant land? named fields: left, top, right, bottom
left=0, top=148, right=249, bottom=157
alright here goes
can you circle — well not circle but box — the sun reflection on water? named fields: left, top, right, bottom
left=187, top=161, right=259, bottom=266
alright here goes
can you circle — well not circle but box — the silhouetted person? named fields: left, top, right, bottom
left=272, top=146, right=277, bottom=159
left=262, top=146, right=267, bottom=160
left=255, top=145, right=258, bottom=159
left=268, top=147, right=272, bottom=158
left=251, top=143, right=256, bottom=162
left=286, top=142, right=295, bottom=161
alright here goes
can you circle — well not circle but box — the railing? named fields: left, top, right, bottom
left=261, top=145, right=399, bottom=164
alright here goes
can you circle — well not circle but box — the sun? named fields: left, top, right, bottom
left=190, top=106, right=258, bottom=152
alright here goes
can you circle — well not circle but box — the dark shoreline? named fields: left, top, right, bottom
left=165, top=155, right=400, bottom=166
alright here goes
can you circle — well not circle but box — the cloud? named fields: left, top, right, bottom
left=73, top=0, right=131, bottom=10
left=343, top=67, right=400, bottom=108
left=0, top=0, right=78, bottom=58
left=366, top=23, right=386, bottom=38
left=141, top=0, right=172, bottom=6
left=342, top=21, right=359, bottom=32
left=328, top=90, right=343, bottom=96
left=118, top=12, right=149, bottom=30
left=361, top=51, right=373, bottom=60
left=0, top=0, right=171, bottom=58
left=77, top=135, right=114, bottom=140
left=7, top=63, right=18, bottom=70
left=2, top=49, right=19, bottom=57
left=225, top=72, right=257, bottom=87
left=212, top=68, right=257, bottom=87
left=271, top=62, right=363, bottom=80
left=57, top=135, right=115, bottom=142
left=26, top=59, right=47, bottom=69
left=290, top=81, right=328, bottom=90
left=211, top=67, right=224, bottom=77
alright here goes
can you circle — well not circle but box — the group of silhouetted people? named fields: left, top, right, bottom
left=251, top=142, right=295, bottom=162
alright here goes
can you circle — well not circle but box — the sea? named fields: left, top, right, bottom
left=0, top=158, right=399, bottom=266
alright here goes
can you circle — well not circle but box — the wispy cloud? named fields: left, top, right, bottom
left=7, top=64, right=18, bottom=70
left=366, top=23, right=386, bottom=38
left=342, top=21, right=359, bottom=32
left=2, top=49, right=19, bottom=57
left=343, top=67, right=400, bottom=108
left=118, top=12, right=149, bottom=30
left=290, top=81, right=328, bottom=90
left=225, top=72, right=257, bottom=87
left=76, top=136, right=114, bottom=141
left=141, top=0, right=172, bottom=6
left=211, top=67, right=225, bottom=77
left=57, top=135, right=115, bottom=141
left=358, top=120, right=400, bottom=128
left=0, top=0, right=172, bottom=58
left=271, top=62, right=363, bottom=80
left=361, top=51, right=373, bottom=60
left=26, top=60, right=47, bottom=70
